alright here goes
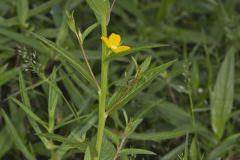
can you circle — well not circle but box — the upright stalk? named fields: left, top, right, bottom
left=96, top=23, right=109, bottom=160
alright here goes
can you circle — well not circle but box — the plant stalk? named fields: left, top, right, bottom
left=95, top=23, right=108, bottom=160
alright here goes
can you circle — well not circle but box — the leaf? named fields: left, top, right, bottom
left=33, top=33, right=97, bottom=89
left=120, top=148, right=156, bottom=156
left=125, top=119, right=143, bottom=136
left=82, top=22, right=99, bottom=42
left=107, top=60, right=176, bottom=113
left=157, top=101, right=191, bottom=127
left=0, top=28, right=50, bottom=54
left=183, top=134, right=189, bottom=160
left=107, top=44, right=168, bottom=60
left=66, top=11, right=78, bottom=35
left=86, top=0, right=110, bottom=25
left=48, top=68, right=59, bottom=132
left=55, top=114, right=97, bottom=159
left=162, top=143, right=185, bottom=160
left=84, top=146, right=92, bottom=160
left=19, top=71, right=51, bottom=149
left=207, top=133, right=240, bottom=160
left=37, top=133, right=87, bottom=151
left=0, top=127, right=13, bottom=158
left=157, top=0, right=175, bottom=20
left=139, top=56, right=152, bottom=74
left=0, top=68, right=19, bottom=86
left=1, top=110, right=35, bottom=160
left=11, top=97, right=48, bottom=129
left=132, top=99, right=164, bottom=120
left=211, top=47, right=235, bottom=140
left=2, top=0, right=65, bottom=27
left=104, top=128, right=120, bottom=145
left=40, top=73, right=78, bottom=118
left=100, top=137, right=116, bottom=160
left=17, top=0, right=29, bottom=27
left=128, top=127, right=202, bottom=142
left=190, top=137, right=199, bottom=160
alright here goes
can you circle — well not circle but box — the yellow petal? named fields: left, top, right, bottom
left=101, top=36, right=111, bottom=48
left=109, top=33, right=121, bottom=46
left=112, top=46, right=130, bottom=53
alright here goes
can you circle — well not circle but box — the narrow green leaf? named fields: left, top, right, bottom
left=40, top=73, right=78, bottom=118
left=17, top=0, right=29, bottom=27
left=190, top=137, right=198, bottom=160
left=107, top=60, right=176, bottom=113
left=125, top=119, right=143, bottom=136
left=11, top=97, right=48, bottom=129
left=33, top=33, right=97, bottom=89
left=66, top=11, right=78, bottom=34
left=55, top=115, right=97, bottom=159
left=19, top=71, right=51, bottom=149
left=162, top=143, right=185, bottom=160
left=3, top=0, right=64, bottom=27
left=0, top=127, right=13, bottom=158
left=128, top=127, right=202, bottom=142
left=86, top=0, right=110, bottom=25
left=84, top=146, right=92, bottom=160
left=82, top=22, right=99, bottom=42
left=183, top=134, right=189, bottom=160
left=157, top=101, right=191, bottom=127
left=0, top=28, right=50, bottom=54
left=211, top=47, right=235, bottom=140
left=139, top=56, right=152, bottom=74
left=133, top=99, right=164, bottom=120
left=1, top=110, right=35, bottom=160
left=0, top=68, right=19, bottom=86
left=100, top=137, right=116, bottom=160
left=107, top=44, right=168, bottom=60
left=120, top=148, right=156, bottom=155
left=104, top=128, right=120, bottom=145
left=207, top=133, right=240, bottom=160
left=48, top=69, right=59, bottom=132
left=38, top=133, right=87, bottom=151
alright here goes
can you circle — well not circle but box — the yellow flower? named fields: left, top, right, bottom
left=101, top=33, right=130, bottom=53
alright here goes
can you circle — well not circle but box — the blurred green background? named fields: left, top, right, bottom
left=0, top=0, right=240, bottom=159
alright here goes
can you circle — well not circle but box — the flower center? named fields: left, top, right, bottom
left=111, top=45, right=118, bottom=49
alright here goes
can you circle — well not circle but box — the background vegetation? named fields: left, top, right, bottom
left=0, top=0, right=239, bottom=159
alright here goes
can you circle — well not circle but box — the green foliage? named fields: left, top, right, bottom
left=211, top=47, right=235, bottom=140
left=85, top=0, right=110, bottom=25
left=0, top=0, right=239, bottom=159
left=119, top=148, right=156, bottom=156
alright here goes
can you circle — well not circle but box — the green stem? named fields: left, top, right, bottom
left=188, top=88, right=195, bottom=127
left=96, top=23, right=108, bottom=160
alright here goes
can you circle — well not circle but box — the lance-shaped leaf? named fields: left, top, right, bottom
left=48, top=69, right=59, bottom=133
left=107, top=60, right=176, bottom=114
left=19, top=71, right=51, bottom=149
left=1, top=110, right=35, bottom=160
left=0, top=28, right=50, bottom=54
left=207, top=133, right=240, bottom=160
left=17, top=0, right=29, bottom=27
left=33, top=33, right=98, bottom=89
left=86, top=0, right=110, bottom=25
left=128, top=127, right=202, bottom=142
left=211, top=47, right=235, bottom=140
left=0, top=68, right=19, bottom=86
left=106, top=44, right=168, bottom=61
left=120, top=148, right=156, bottom=156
